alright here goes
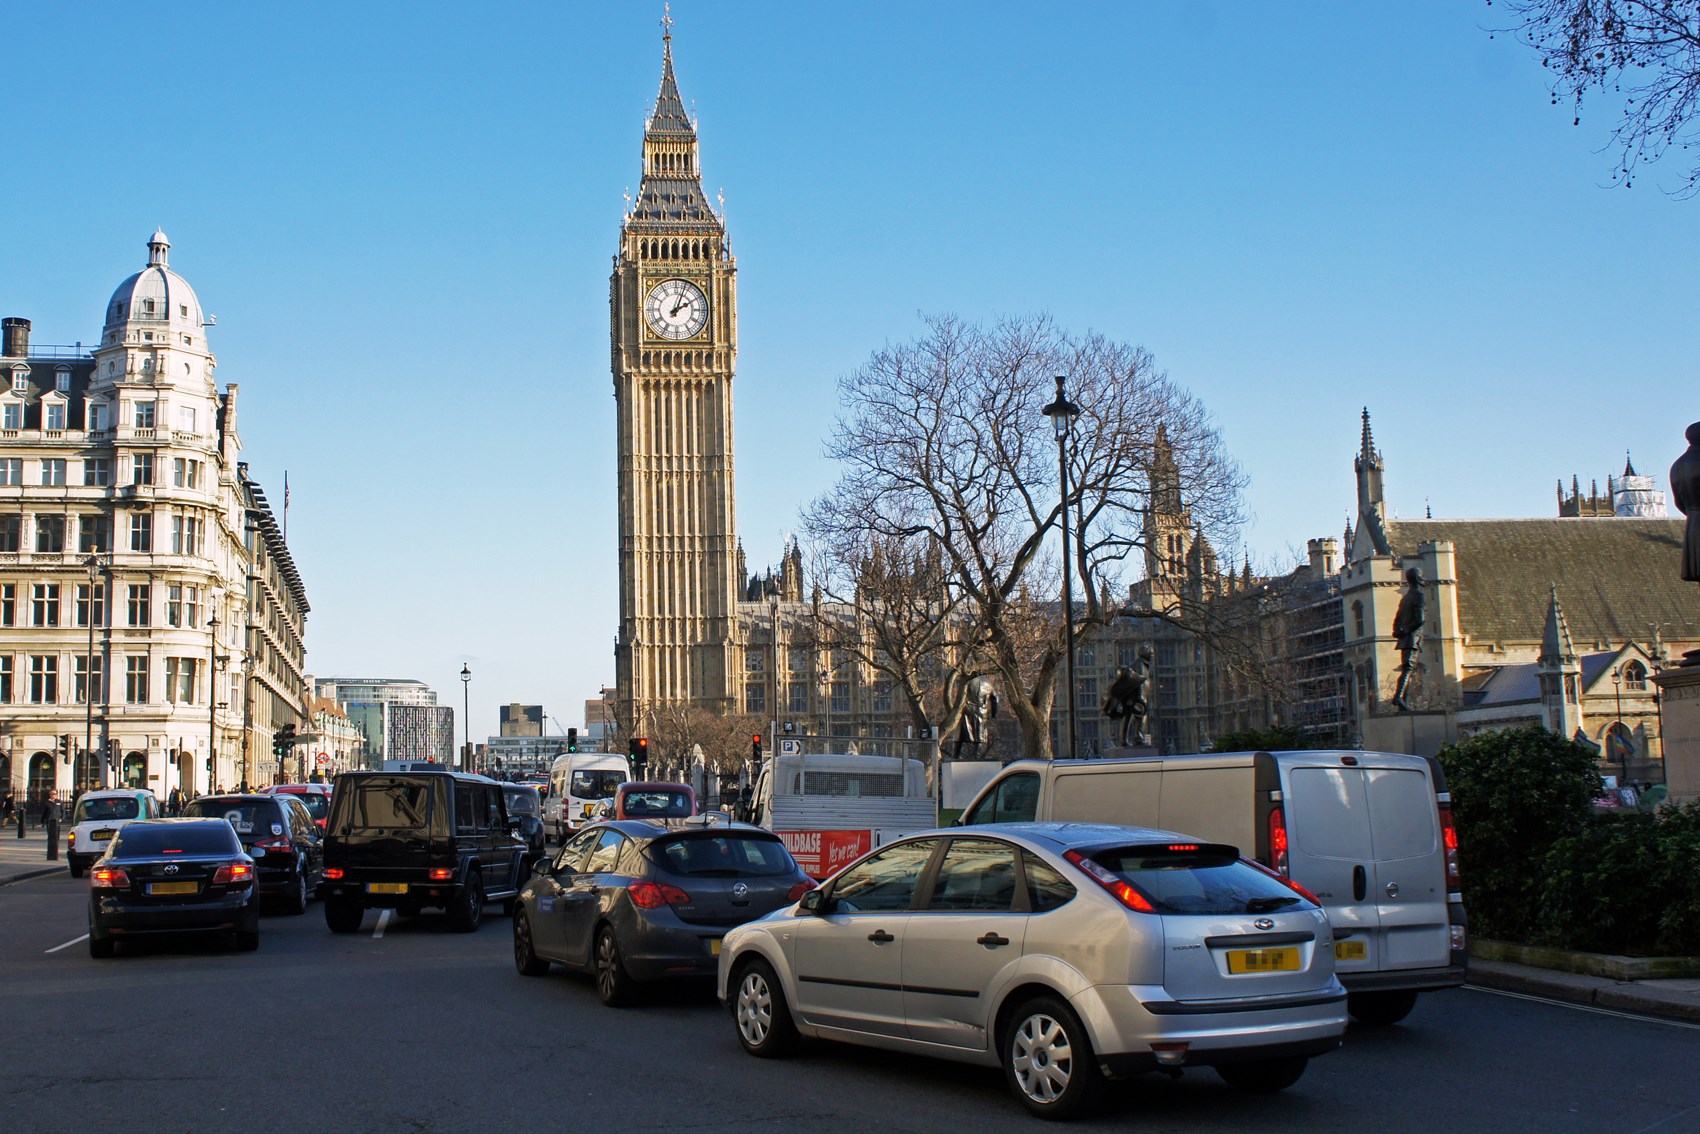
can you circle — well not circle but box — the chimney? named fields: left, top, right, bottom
left=1, top=318, right=29, bottom=359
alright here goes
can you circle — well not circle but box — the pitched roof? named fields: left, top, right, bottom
left=1384, top=517, right=1698, bottom=646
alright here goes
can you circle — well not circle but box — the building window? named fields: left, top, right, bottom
left=44, top=403, right=65, bottom=430
left=1624, top=661, right=1649, bottom=691
left=172, top=458, right=201, bottom=489
left=830, top=681, right=851, bottom=716
left=0, top=583, right=12, bottom=626
left=76, top=583, right=105, bottom=628
left=1077, top=673, right=1098, bottom=711
left=87, top=404, right=106, bottom=432
left=133, top=454, right=154, bottom=485
left=787, top=681, right=809, bottom=714
left=177, top=406, right=197, bottom=434
left=10, top=369, right=27, bottom=393
left=1079, top=643, right=1097, bottom=668
left=130, top=512, right=152, bottom=552
left=165, top=657, right=198, bottom=704
left=165, top=585, right=200, bottom=627
left=75, top=656, right=103, bottom=704
left=78, top=514, right=110, bottom=554
left=1352, top=601, right=1365, bottom=639
left=34, top=514, right=65, bottom=552
left=127, top=584, right=150, bottom=627
left=55, top=368, right=70, bottom=393
left=0, top=403, right=18, bottom=430
left=0, top=656, right=11, bottom=702
left=29, top=655, right=57, bottom=704
left=788, top=647, right=807, bottom=672
left=171, top=515, right=202, bottom=556
left=31, top=583, right=59, bottom=627
left=83, top=458, right=110, bottom=486
left=0, top=516, right=18, bottom=554
left=134, top=401, right=156, bottom=428
left=745, top=651, right=764, bottom=673
left=745, top=683, right=766, bottom=714
left=871, top=682, right=893, bottom=714
left=125, top=656, right=148, bottom=704
left=0, top=459, right=20, bottom=485
left=40, top=459, right=66, bottom=487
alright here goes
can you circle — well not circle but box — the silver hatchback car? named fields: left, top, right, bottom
left=717, top=823, right=1347, bottom=1120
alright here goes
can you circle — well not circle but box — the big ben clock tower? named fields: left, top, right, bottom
left=612, top=17, right=741, bottom=732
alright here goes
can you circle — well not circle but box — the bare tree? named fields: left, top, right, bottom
left=1491, top=0, right=1700, bottom=194
left=646, top=701, right=763, bottom=777
left=809, top=314, right=1244, bottom=758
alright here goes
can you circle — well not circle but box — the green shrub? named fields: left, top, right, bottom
left=1533, top=811, right=1662, bottom=954
left=1652, top=800, right=1700, bottom=953
left=1437, top=726, right=1601, bottom=942
left=1209, top=725, right=1313, bottom=753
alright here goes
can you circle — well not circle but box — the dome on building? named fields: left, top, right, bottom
left=102, top=229, right=206, bottom=341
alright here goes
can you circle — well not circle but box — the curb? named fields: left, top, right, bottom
left=0, top=864, right=67, bottom=886
left=1468, top=960, right=1700, bottom=1024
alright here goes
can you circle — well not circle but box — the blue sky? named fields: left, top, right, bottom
left=6, top=2, right=1695, bottom=746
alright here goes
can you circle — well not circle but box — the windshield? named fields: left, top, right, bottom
left=570, top=770, right=626, bottom=800
left=72, top=796, right=141, bottom=823
left=651, top=834, right=795, bottom=877
left=344, top=778, right=433, bottom=830
left=112, top=824, right=241, bottom=859
left=1091, top=845, right=1310, bottom=916
left=504, top=790, right=540, bottom=817
left=182, top=799, right=283, bottom=840
left=289, top=793, right=329, bottom=820
left=621, top=790, right=693, bottom=818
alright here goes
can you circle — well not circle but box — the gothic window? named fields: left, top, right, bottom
left=787, top=682, right=809, bottom=714
left=1624, top=661, right=1648, bottom=691
left=745, top=683, right=766, bottom=715
left=1352, top=601, right=1365, bottom=639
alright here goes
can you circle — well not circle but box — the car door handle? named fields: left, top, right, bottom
left=867, top=929, right=895, bottom=944
left=1352, top=865, right=1367, bottom=903
left=976, top=932, right=1009, bottom=948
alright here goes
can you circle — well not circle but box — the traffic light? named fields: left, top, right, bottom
left=60, top=734, right=71, bottom=765
left=566, top=727, right=578, bottom=754
left=272, top=723, right=297, bottom=760
left=628, top=736, right=649, bottom=777
left=752, top=733, right=763, bottom=761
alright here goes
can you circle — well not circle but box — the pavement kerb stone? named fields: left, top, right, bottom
left=1468, top=959, right=1700, bottom=1024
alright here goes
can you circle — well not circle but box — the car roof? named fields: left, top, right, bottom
left=619, top=781, right=694, bottom=793
left=335, top=769, right=499, bottom=785
left=597, top=817, right=774, bottom=839
left=924, top=821, right=1234, bottom=853
left=76, top=788, right=150, bottom=799
left=126, top=816, right=237, bottom=829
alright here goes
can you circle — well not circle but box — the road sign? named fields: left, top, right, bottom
left=779, top=738, right=802, bottom=756
left=316, top=752, right=330, bottom=766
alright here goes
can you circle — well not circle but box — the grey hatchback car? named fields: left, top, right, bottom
left=718, top=823, right=1347, bottom=1120
left=513, top=818, right=814, bottom=1005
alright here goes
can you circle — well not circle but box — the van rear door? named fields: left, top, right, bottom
left=1283, top=756, right=1448, bottom=976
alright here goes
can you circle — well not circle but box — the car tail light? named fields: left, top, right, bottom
left=212, top=862, right=255, bottom=886
left=1438, top=802, right=1462, bottom=892
left=1244, top=856, right=1324, bottom=906
left=429, top=868, right=453, bottom=881
left=628, top=881, right=692, bottom=909
left=786, top=881, right=815, bottom=902
left=1062, top=850, right=1155, bottom=913
left=89, top=866, right=130, bottom=889
left=1268, top=805, right=1289, bottom=875
left=324, top=867, right=344, bottom=880
left=253, top=836, right=291, bottom=852
left=68, top=831, right=76, bottom=848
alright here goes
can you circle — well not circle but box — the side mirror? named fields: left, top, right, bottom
left=950, top=815, right=965, bottom=827
left=507, top=817, right=523, bottom=832
left=798, top=890, right=833, bottom=916
left=532, top=859, right=549, bottom=877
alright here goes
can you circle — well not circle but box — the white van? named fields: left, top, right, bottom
left=66, top=788, right=163, bottom=878
left=957, top=749, right=1466, bottom=1025
left=543, top=753, right=631, bottom=843
left=752, top=753, right=937, bottom=879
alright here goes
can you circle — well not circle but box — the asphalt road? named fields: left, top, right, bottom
left=4, top=869, right=1699, bottom=1134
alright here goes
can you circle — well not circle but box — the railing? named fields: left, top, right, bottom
left=20, top=344, right=92, bottom=360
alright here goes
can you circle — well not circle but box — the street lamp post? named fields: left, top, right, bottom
left=1612, top=665, right=1627, bottom=783
left=83, top=555, right=99, bottom=789
left=1041, top=375, right=1081, bottom=760
left=208, top=611, right=220, bottom=791
left=460, top=663, right=471, bottom=772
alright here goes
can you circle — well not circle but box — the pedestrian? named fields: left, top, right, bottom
left=1, top=790, right=14, bottom=828
left=167, top=786, right=183, bottom=817
left=40, top=791, right=61, bottom=860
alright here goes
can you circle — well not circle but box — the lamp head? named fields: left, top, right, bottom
left=1041, top=375, right=1080, bottom=439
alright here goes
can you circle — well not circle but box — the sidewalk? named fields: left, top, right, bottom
left=0, top=823, right=69, bottom=885
left=1468, top=958, right=1700, bottom=1024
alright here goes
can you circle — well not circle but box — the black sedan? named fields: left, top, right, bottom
left=182, top=793, right=324, bottom=914
left=87, top=818, right=261, bottom=957
left=513, top=818, right=814, bottom=1005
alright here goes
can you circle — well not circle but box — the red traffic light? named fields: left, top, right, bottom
left=752, top=734, right=761, bottom=745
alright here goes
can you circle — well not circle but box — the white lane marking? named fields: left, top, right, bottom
left=1466, top=984, right=1700, bottom=1030
left=372, top=909, right=391, bottom=939
left=46, top=934, right=90, bottom=953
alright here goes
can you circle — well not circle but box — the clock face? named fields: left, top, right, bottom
left=644, top=278, right=709, bottom=340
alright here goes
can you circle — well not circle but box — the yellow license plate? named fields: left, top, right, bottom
left=1335, top=940, right=1367, bottom=961
left=1226, top=946, right=1300, bottom=974
left=92, top=830, right=115, bottom=841
left=709, top=939, right=722, bottom=955
left=367, top=882, right=409, bottom=894
left=149, top=881, right=198, bottom=895
left=582, top=804, right=597, bottom=816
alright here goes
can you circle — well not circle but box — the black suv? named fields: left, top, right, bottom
left=181, top=793, right=324, bottom=914
left=321, top=771, right=527, bottom=933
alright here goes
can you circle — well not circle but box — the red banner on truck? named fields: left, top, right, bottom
left=778, top=829, right=873, bottom=880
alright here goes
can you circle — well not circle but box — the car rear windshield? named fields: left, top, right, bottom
left=72, top=796, right=140, bottom=823
left=182, top=799, right=283, bottom=838
left=1091, top=844, right=1311, bottom=916
left=504, top=790, right=540, bottom=817
left=570, top=770, right=626, bottom=799
left=651, top=834, right=794, bottom=877
left=622, top=790, right=692, bottom=818
left=112, top=824, right=240, bottom=859
left=343, top=778, right=433, bottom=829
left=289, top=793, right=329, bottom=820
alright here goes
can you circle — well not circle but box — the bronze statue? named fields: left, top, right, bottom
left=1671, top=422, right=1700, bottom=665
left=953, top=674, right=999, bottom=757
left=1102, top=647, right=1152, bottom=746
left=1391, top=566, right=1425, bottom=710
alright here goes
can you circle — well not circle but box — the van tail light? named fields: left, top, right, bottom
left=323, top=867, right=344, bottom=880
left=89, top=867, right=130, bottom=889
left=1062, top=850, right=1155, bottom=913
left=786, top=881, right=815, bottom=902
left=1438, top=802, right=1462, bottom=892
left=429, top=868, right=454, bottom=881
left=1244, top=856, right=1324, bottom=906
left=1268, top=805, right=1290, bottom=875
left=212, top=862, right=255, bottom=886
left=628, top=881, right=692, bottom=909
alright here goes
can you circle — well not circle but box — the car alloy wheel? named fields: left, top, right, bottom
left=594, top=926, right=635, bottom=1007
left=513, top=912, right=549, bottom=976
left=1004, top=996, right=1102, bottom=1119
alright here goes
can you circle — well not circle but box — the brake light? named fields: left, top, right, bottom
left=1438, top=802, right=1462, bottom=891
left=628, top=881, right=692, bottom=909
left=786, top=881, right=815, bottom=902
left=1166, top=844, right=1200, bottom=852
left=324, top=867, right=344, bottom=880
left=1268, top=805, right=1289, bottom=875
left=429, top=868, right=453, bottom=881
left=1063, top=849, right=1155, bottom=913
left=89, top=867, right=130, bottom=889
left=254, top=837, right=291, bottom=852
left=1245, top=856, right=1324, bottom=905
left=68, top=832, right=76, bottom=848
left=212, top=862, right=255, bottom=886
